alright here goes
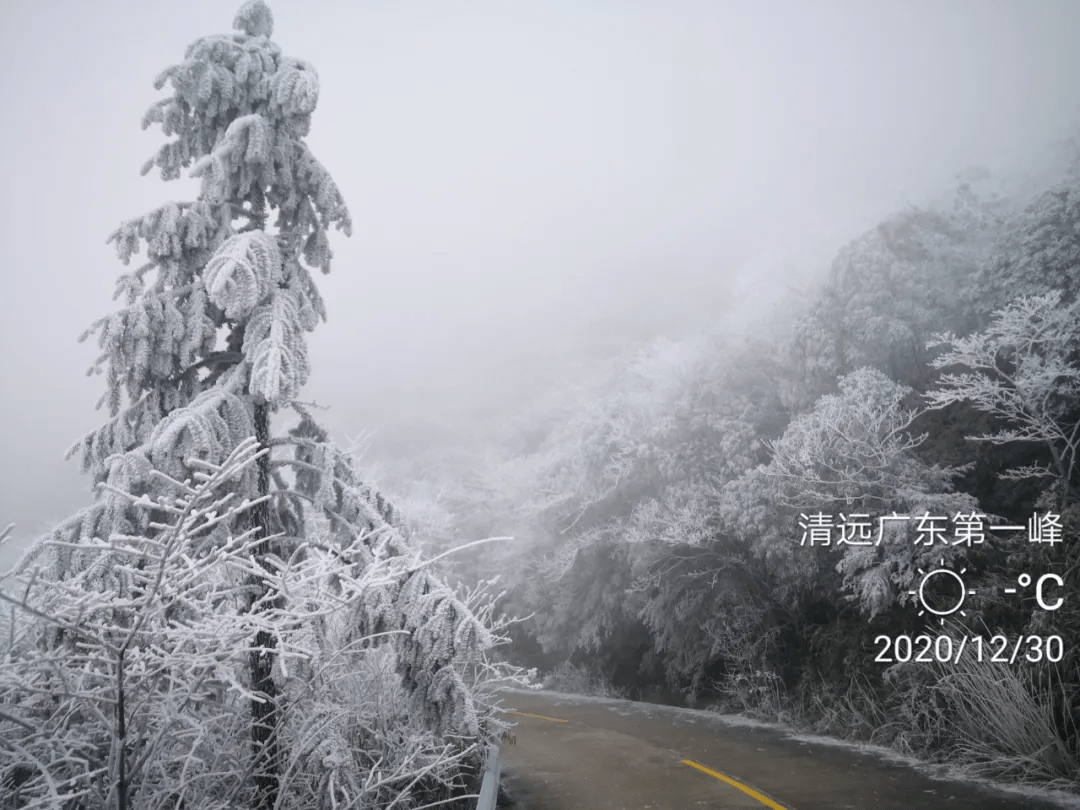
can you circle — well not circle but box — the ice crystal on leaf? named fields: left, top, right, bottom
left=205, top=231, right=282, bottom=319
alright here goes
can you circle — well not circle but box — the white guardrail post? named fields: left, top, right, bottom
left=475, top=742, right=502, bottom=810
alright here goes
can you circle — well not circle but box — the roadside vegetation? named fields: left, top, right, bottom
left=380, top=151, right=1080, bottom=793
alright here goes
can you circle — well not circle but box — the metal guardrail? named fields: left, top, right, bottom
left=475, top=742, right=502, bottom=810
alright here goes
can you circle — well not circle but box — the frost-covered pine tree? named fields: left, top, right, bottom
left=1, top=4, right=526, bottom=808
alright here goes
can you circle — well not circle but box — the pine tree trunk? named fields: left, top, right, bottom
left=248, top=400, right=280, bottom=810
left=116, top=648, right=128, bottom=810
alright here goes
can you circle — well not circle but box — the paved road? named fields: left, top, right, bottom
left=496, top=689, right=1078, bottom=810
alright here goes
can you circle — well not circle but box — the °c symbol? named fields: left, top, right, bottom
left=1037, top=574, right=1064, bottom=611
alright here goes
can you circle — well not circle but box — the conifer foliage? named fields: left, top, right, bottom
left=0, top=3, right=523, bottom=808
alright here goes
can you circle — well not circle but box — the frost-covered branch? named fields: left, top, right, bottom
left=926, top=291, right=1080, bottom=508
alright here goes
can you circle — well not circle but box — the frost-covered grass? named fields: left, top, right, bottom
left=779, top=655, right=1080, bottom=795
left=541, top=660, right=629, bottom=698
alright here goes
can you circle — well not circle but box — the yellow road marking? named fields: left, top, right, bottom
left=683, top=760, right=789, bottom=810
left=508, top=710, right=569, bottom=723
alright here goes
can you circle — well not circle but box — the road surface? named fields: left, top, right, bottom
left=496, top=688, right=1078, bottom=810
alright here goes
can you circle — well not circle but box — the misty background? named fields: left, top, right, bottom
left=2, top=0, right=1079, bottom=568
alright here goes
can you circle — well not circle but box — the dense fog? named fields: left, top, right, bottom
left=3, top=0, right=1079, bottom=561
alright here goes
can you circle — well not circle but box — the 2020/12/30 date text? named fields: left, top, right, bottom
left=874, top=634, right=1066, bottom=664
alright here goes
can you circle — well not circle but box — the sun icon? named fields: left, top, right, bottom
left=908, top=558, right=974, bottom=626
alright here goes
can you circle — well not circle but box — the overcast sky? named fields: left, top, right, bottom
left=2, top=0, right=1080, bottom=564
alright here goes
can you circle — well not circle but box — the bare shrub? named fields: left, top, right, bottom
left=791, top=673, right=890, bottom=744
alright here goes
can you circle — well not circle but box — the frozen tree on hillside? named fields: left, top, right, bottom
left=1, top=3, right=524, bottom=808
left=754, top=368, right=981, bottom=618
left=926, top=291, right=1080, bottom=512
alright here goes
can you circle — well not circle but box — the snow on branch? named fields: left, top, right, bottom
left=244, top=287, right=309, bottom=406
left=204, top=230, right=282, bottom=319
left=926, top=291, right=1080, bottom=508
